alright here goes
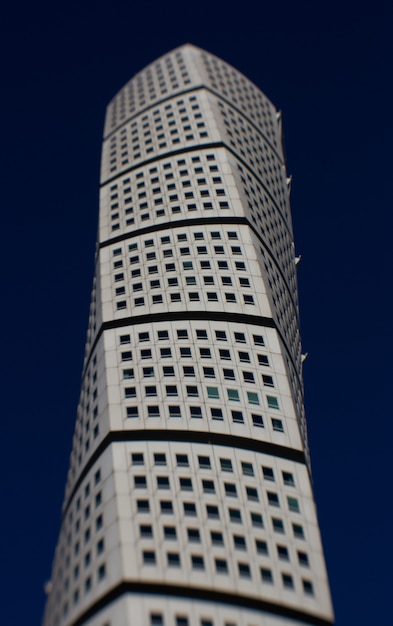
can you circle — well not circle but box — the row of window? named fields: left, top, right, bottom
left=120, top=329, right=262, bottom=345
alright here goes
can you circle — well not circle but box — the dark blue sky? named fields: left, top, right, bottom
left=1, top=1, right=392, bottom=624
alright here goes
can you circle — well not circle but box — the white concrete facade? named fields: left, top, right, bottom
left=42, top=45, right=333, bottom=626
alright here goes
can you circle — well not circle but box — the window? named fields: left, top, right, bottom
left=180, top=347, right=192, bottom=358
left=143, top=551, right=156, bottom=565
left=267, top=492, right=280, bottom=507
left=258, top=354, right=269, bottom=366
left=267, top=396, right=279, bottom=409
left=272, top=418, right=284, bottom=432
left=215, top=558, right=228, bottom=574
left=200, top=348, right=211, bottom=358
left=166, top=385, right=178, bottom=396
left=251, top=512, right=263, bottom=527
left=231, top=410, right=243, bottom=423
left=169, top=406, right=181, bottom=418
left=282, top=573, right=294, bottom=589
left=157, top=476, right=170, bottom=489
left=163, top=366, right=175, bottom=376
left=187, top=528, right=200, bottom=542
left=233, top=535, right=246, bottom=550
left=303, top=580, right=314, bottom=595
left=137, top=499, right=149, bottom=513
left=246, top=487, right=258, bottom=501
left=277, top=545, right=289, bottom=560
left=223, top=369, right=235, bottom=380
left=123, top=368, right=134, bottom=380
left=220, top=458, right=233, bottom=472
left=238, top=562, right=251, bottom=578
left=211, top=530, right=224, bottom=545
left=219, top=349, right=231, bottom=360
left=184, top=366, right=195, bottom=377
left=180, top=477, right=192, bottom=491
left=207, top=387, right=219, bottom=399
left=176, top=455, right=188, bottom=467
left=291, top=524, right=305, bottom=541
left=177, top=329, right=188, bottom=339
left=150, top=614, right=163, bottom=626
left=229, top=508, right=242, bottom=523
left=261, top=567, right=273, bottom=583
left=148, top=406, right=160, bottom=418
left=198, top=455, right=211, bottom=469
left=160, top=501, right=173, bottom=514
left=127, top=407, right=138, bottom=418
left=282, top=471, right=295, bottom=487
left=140, top=524, right=152, bottom=538
left=190, top=406, right=203, bottom=418
left=203, top=366, right=215, bottom=378
left=196, top=329, right=208, bottom=340
left=134, top=476, right=147, bottom=488
left=272, top=517, right=284, bottom=533
left=262, top=375, right=274, bottom=387
left=238, top=351, right=250, bottom=363
left=206, top=504, right=219, bottom=519
left=184, top=502, right=196, bottom=516
left=167, top=552, right=181, bottom=567
left=262, top=466, right=275, bottom=481
left=287, top=497, right=300, bottom=513
left=215, top=330, right=227, bottom=341
left=191, top=555, right=204, bottom=570
left=256, top=539, right=268, bottom=555
left=253, top=335, right=264, bottom=345
left=227, top=389, right=239, bottom=402
left=247, top=391, right=259, bottom=405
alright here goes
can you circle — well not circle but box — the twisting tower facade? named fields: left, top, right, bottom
left=43, top=45, right=333, bottom=626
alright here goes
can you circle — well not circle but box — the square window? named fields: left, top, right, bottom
left=191, top=555, right=204, bottom=569
left=207, top=387, right=219, bottom=399
left=169, top=406, right=181, bottom=418
left=177, top=329, right=188, bottom=339
left=154, top=453, right=166, bottom=465
left=243, top=372, right=255, bottom=383
left=282, top=471, right=295, bottom=487
left=184, top=502, right=197, bottom=516
left=140, top=524, right=152, bottom=538
left=258, top=354, right=269, bottom=366
left=293, top=523, right=305, bottom=539
left=287, top=497, right=300, bottom=513
left=303, top=580, right=314, bottom=595
left=256, top=539, right=268, bottom=555
left=223, top=369, right=235, bottom=380
left=211, top=408, right=223, bottom=420
left=272, top=418, right=284, bottom=432
left=183, top=366, right=195, bottom=376
left=227, top=389, right=240, bottom=402
left=229, top=508, right=242, bottom=523
left=187, top=528, right=200, bottom=542
left=176, top=454, right=189, bottom=466
left=190, top=406, right=203, bottom=418
left=272, top=517, right=284, bottom=533
left=203, top=367, right=215, bottom=378
left=198, top=455, right=211, bottom=469
left=206, top=504, right=219, bottom=519
left=247, top=391, right=260, bottom=405
left=251, top=512, right=263, bottom=527
left=215, top=330, right=227, bottom=341
left=228, top=409, right=242, bottom=424
left=163, top=366, right=175, bottom=376
left=127, top=407, right=138, bottom=418
left=148, top=406, right=160, bottom=418
left=261, top=567, right=273, bottom=583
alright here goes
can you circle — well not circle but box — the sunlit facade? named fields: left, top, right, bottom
left=43, top=45, right=333, bottom=626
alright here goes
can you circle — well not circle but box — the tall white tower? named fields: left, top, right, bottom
left=43, top=45, right=333, bottom=626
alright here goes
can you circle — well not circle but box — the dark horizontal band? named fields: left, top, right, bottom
left=100, top=215, right=249, bottom=249
left=62, top=428, right=306, bottom=518
left=69, top=580, right=333, bottom=626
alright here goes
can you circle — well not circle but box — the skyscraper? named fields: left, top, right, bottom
left=43, top=45, right=333, bottom=626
